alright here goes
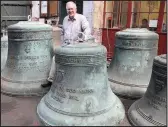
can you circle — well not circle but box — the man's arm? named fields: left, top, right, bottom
left=60, top=18, right=66, bottom=44
left=60, top=28, right=64, bottom=44
left=81, top=16, right=91, bottom=38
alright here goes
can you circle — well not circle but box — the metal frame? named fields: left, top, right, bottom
left=101, top=1, right=167, bottom=59
left=157, top=1, right=166, bottom=33
left=102, top=1, right=166, bottom=31
left=126, top=1, right=132, bottom=28
left=102, top=1, right=106, bottom=28
left=103, top=1, right=132, bottom=29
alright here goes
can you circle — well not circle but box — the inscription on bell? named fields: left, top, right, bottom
left=51, top=83, right=96, bottom=103
left=7, top=54, right=50, bottom=72
left=8, top=31, right=52, bottom=40
left=116, top=39, right=157, bottom=48
left=148, top=99, right=160, bottom=110
left=9, top=55, right=48, bottom=60
left=108, top=28, right=159, bottom=98
left=155, top=79, right=165, bottom=93
left=118, top=63, right=139, bottom=70
left=1, top=21, right=53, bottom=96
left=37, top=43, right=125, bottom=126
left=55, top=55, right=104, bottom=65
left=128, top=54, right=167, bottom=126
left=52, top=90, right=80, bottom=102
left=54, top=84, right=94, bottom=95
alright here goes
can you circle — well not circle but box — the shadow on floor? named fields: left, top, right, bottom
left=1, top=93, right=136, bottom=126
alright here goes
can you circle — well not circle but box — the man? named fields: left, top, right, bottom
left=140, top=18, right=149, bottom=28
left=41, top=1, right=91, bottom=87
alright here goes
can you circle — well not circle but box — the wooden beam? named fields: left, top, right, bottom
left=157, top=1, right=165, bottom=33
left=103, top=1, right=106, bottom=28
left=126, top=1, right=132, bottom=28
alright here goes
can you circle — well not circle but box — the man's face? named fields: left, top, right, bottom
left=66, top=4, right=77, bottom=17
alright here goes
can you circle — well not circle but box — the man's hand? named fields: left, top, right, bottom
left=77, top=32, right=85, bottom=42
left=77, top=37, right=84, bottom=42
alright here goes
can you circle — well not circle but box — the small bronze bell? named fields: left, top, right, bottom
left=128, top=54, right=167, bottom=126
left=108, top=28, right=159, bottom=98
left=1, top=21, right=53, bottom=96
left=37, top=42, right=125, bottom=126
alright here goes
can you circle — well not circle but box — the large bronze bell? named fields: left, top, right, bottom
left=37, top=42, right=125, bottom=126
left=1, top=21, right=53, bottom=96
left=128, top=54, right=167, bottom=126
left=108, top=28, right=159, bottom=98
left=1, top=30, right=8, bottom=71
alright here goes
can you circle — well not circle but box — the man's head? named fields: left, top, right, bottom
left=141, top=19, right=148, bottom=28
left=66, top=1, right=77, bottom=17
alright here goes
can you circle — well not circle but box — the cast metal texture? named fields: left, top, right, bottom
left=37, top=42, right=125, bottom=126
left=108, top=28, right=159, bottom=98
left=128, top=54, right=167, bottom=126
left=1, top=21, right=53, bottom=96
left=1, top=35, right=8, bottom=71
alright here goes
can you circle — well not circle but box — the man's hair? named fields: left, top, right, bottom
left=142, top=18, right=148, bottom=23
left=66, top=1, right=77, bottom=9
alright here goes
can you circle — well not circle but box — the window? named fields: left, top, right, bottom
left=49, top=1, right=58, bottom=17
left=103, top=1, right=128, bottom=29
left=162, top=2, right=167, bottom=32
left=131, top=1, right=160, bottom=31
left=40, top=1, right=59, bottom=18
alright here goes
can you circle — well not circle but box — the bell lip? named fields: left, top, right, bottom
left=1, top=78, right=50, bottom=97
left=36, top=96, right=125, bottom=126
left=108, top=78, right=147, bottom=99
left=128, top=98, right=166, bottom=126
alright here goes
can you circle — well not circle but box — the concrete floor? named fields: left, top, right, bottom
left=1, top=92, right=137, bottom=126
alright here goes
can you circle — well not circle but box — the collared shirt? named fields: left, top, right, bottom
left=61, top=13, right=91, bottom=44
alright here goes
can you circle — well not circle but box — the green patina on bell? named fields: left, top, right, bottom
left=1, top=21, right=53, bottom=96
left=37, top=42, right=125, bottom=126
left=108, top=28, right=159, bottom=98
left=128, top=54, right=167, bottom=126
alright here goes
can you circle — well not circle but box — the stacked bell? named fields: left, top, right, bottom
left=1, top=30, right=8, bottom=71
left=128, top=54, right=167, bottom=126
left=108, top=28, right=159, bottom=98
left=1, top=21, right=53, bottom=96
left=37, top=42, right=125, bottom=126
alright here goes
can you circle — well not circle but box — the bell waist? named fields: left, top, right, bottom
left=44, top=96, right=114, bottom=117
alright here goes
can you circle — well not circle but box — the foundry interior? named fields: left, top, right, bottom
left=1, top=1, right=167, bottom=126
